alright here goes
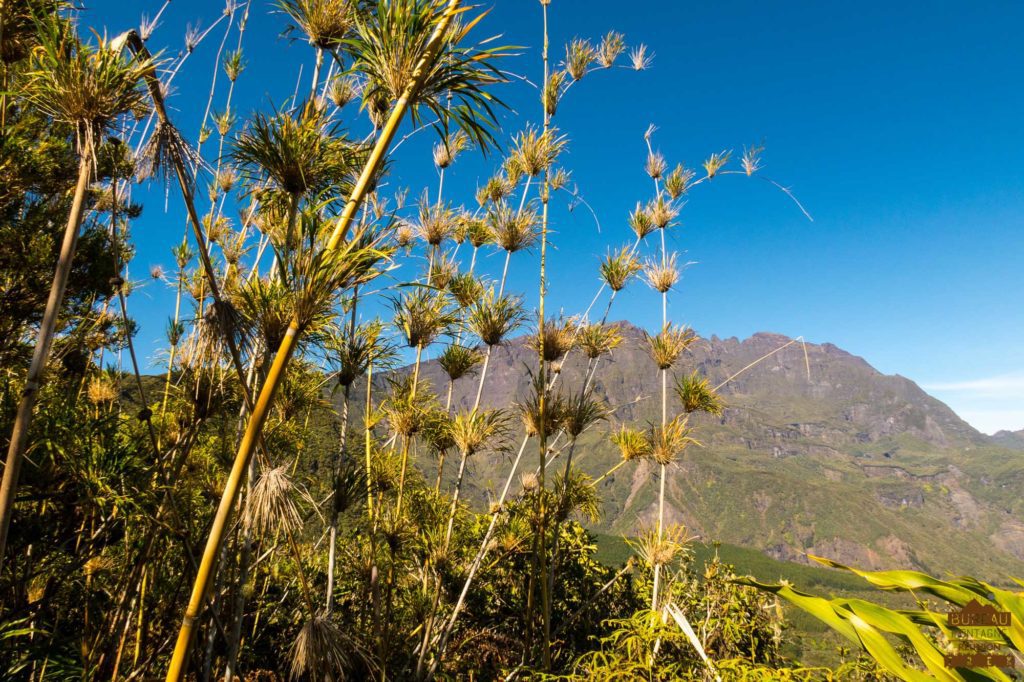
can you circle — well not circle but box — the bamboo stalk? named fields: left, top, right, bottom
left=164, top=4, right=463, bottom=676
left=536, top=0, right=553, bottom=667
left=0, top=149, right=92, bottom=568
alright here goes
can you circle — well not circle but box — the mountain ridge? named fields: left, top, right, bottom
left=403, top=322, right=1023, bottom=578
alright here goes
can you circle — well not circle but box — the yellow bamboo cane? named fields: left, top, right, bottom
left=165, top=2, right=464, bottom=677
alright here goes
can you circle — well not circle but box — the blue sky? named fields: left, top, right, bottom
left=83, top=1, right=1024, bottom=434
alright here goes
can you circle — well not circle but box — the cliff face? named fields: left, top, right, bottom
left=402, top=323, right=1024, bottom=578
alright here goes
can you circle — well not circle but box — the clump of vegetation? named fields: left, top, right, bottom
left=3, top=2, right=952, bottom=681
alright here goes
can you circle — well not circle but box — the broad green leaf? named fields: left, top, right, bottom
left=843, top=610, right=934, bottom=682
left=736, top=579, right=859, bottom=644
left=837, top=598, right=961, bottom=681
left=809, top=555, right=983, bottom=606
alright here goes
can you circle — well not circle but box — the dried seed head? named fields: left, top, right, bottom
left=216, top=168, right=238, bottom=194
left=703, top=149, right=731, bottom=178
left=578, top=322, right=623, bottom=359
left=646, top=151, right=667, bottom=180
left=742, top=143, right=764, bottom=176
left=433, top=130, right=470, bottom=170
left=477, top=174, right=514, bottom=206
left=415, top=195, right=456, bottom=246
left=427, top=253, right=458, bottom=290
left=243, top=466, right=303, bottom=537
left=549, top=167, right=571, bottom=191
left=597, top=31, right=626, bottom=67
left=466, top=290, right=526, bottom=347
left=565, top=38, right=596, bottom=81
left=488, top=202, right=539, bottom=254
left=88, top=375, right=118, bottom=405
left=648, top=196, right=678, bottom=230
left=395, top=221, right=415, bottom=248
left=448, top=272, right=485, bottom=308
left=630, top=44, right=653, bottom=70
left=511, top=126, right=567, bottom=177
left=330, top=75, right=361, bottom=109
left=531, top=317, right=578, bottom=363
left=289, top=616, right=348, bottom=682
left=644, top=253, right=680, bottom=293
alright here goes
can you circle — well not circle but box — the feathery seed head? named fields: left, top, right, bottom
left=438, top=344, right=483, bottom=382
left=216, top=168, right=238, bottom=194
left=630, top=44, right=653, bottom=70
left=278, top=0, right=356, bottom=50
left=549, top=167, right=571, bottom=192
left=645, top=151, right=667, bottom=180
left=648, top=195, right=678, bottom=230
left=415, top=195, right=456, bottom=246
left=450, top=408, right=508, bottom=456
left=543, top=69, right=566, bottom=117
left=447, top=272, right=485, bottom=308
left=477, top=174, right=514, bottom=206
left=600, top=244, right=642, bottom=292
left=88, top=374, right=118, bottom=405
left=578, top=322, right=623, bottom=359
left=644, top=252, right=680, bottom=293
left=561, top=389, right=609, bottom=439
left=703, top=149, right=731, bottom=178
left=395, top=221, right=415, bottom=248
left=392, top=289, right=453, bottom=348
left=432, top=130, right=471, bottom=169
left=645, top=323, right=697, bottom=370
left=597, top=31, right=626, bottom=67
left=511, top=125, right=567, bottom=177
left=428, top=253, right=458, bottom=289
left=742, top=143, right=764, bottom=176
left=564, top=38, right=596, bottom=81
left=329, top=75, right=361, bottom=109
left=676, top=370, right=724, bottom=415
left=466, top=290, right=525, bottom=346
left=244, top=465, right=304, bottom=537
left=325, top=319, right=394, bottom=388
left=649, top=415, right=699, bottom=466
left=488, top=201, right=539, bottom=253
left=531, top=316, right=578, bottom=364
left=518, top=382, right=565, bottom=439
left=611, top=425, right=650, bottom=462
left=664, top=163, right=695, bottom=200
left=628, top=202, right=656, bottom=240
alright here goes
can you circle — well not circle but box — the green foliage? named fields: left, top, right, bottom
left=746, top=559, right=1024, bottom=681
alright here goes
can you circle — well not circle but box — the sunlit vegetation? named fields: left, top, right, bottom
left=1, top=1, right=1017, bottom=680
